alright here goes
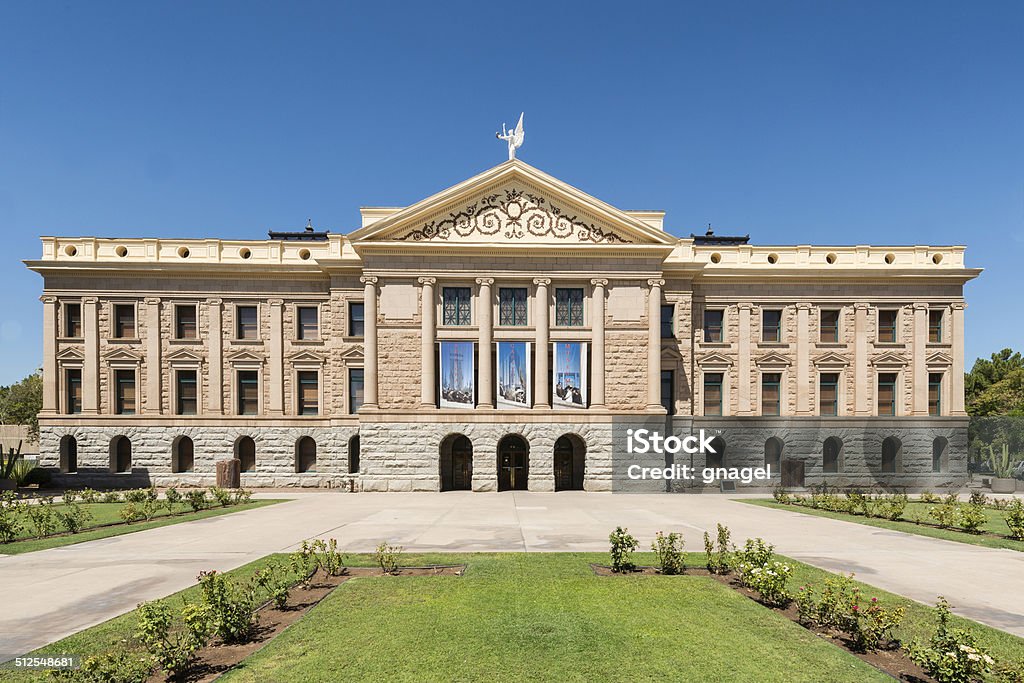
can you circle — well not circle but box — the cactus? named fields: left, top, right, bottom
left=988, top=443, right=1015, bottom=479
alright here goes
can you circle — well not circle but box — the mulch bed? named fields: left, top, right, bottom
left=591, top=564, right=935, bottom=682
left=155, top=565, right=465, bottom=683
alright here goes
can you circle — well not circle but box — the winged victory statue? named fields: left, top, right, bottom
left=496, top=112, right=525, bottom=160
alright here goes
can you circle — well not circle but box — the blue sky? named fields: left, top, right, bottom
left=0, top=1, right=1021, bottom=384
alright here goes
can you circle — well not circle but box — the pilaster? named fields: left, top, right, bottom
left=144, top=297, right=161, bottom=414
left=361, top=276, right=379, bottom=408
left=418, top=277, right=436, bottom=407
left=268, top=299, right=284, bottom=415
left=476, top=278, right=494, bottom=409
left=40, top=296, right=57, bottom=414
left=590, top=279, right=607, bottom=408
left=207, top=298, right=223, bottom=415
left=737, top=303, right=753, bottom=415
left=533, top=278, right=550, bottom=408
left=646, top=279, right=664, bottom=411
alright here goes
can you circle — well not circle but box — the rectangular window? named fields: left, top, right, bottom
left=115, top=369, right=136, bottom=415
left=349, top=302, right=364, bottom=337
left=176, top=370, right=197, bottom=415
left=554, top=288, right=584, bottom=327
left=297, top=370, right=319, bottom=415
left=65, top=303, right=82, bottom=338
left=236, top=305, right=258, bottom=340
left=928, top=310, right=943, bottom=343
left=661, top=370, right=675, bottom=415
left=175, top=305, right=197, bottom=340
left=349, top=368, right=364, bottom=414
left=928, top=373, right=942, bottom=416
left=498, top=287, right=528, bottom=326
left=762, top=310, right=782, bottom=343
left=297, top=306, right=319, bottom=340
left=761, top=373, right=781, bottom=416
left=442, top=287, right=472, bottom=326
left=703, top=310, right=724, bottom=343
left=819, top=373, right=839, bottom=416
left=703, top=373, right=723, bottom=416
left=65, top=369, right=82, bottom=414
left=820, top=310, right=840, bottom=343
left=237, top=370, right=259, bottom=415
left=877, top=373, right=897, bottom=416
left=878, top=310, right=898, bottom=343
left=114, top=304, right=136, bottom=338
left=661, top=304, right=675, bottom=338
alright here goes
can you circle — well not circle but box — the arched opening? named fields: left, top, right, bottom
left=881, top=436, right=902, bottom=474
left=59, top=435, right=78, bottom=474
left=497, top=434, right=529, bottom=492
left=439, top=433, right=472, bottom=491
left=823, top=437, right=843, bottom=474
left=296, top=437, right=316, bottom=473
left=553, top=434, right=585, bottom=491
left=707, top=436, right=726, bottom=469
left=235, top=436, right=256, bottom=473
left=172, top=436, right=194, bottom=473
left=764, top=437, right=783, bottom=472
left=110, top=436, right=132, bottom=474
left=932, top=437, right=948, bottom=473
left=348, top=435, right=361, bottom=474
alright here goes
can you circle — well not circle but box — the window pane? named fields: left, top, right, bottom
left=443, top=287, right=472, bottom=326
left=555, top=288, right=583, bottom=326
left=761, top=373, right=781, bottom=415
left=661, top=370, right=674, bottom=415
left=878, top=310, right=897, bottom=343
left=704, top=373, right=723, bottom=416
left=115, top=305, right=135, bottom=338
left=176, top=306, right=197, bottom=339
left=177, top=370, right=197, bottom=415
left=877, top=373, right=897, bottom=416
left=928, top=373, right=942, bottom=416
left=704, top=310, right=724, bottom=343
left=661, top=305, right=674, bottom=338
left=928, top=310, right=943, bottom=343
left=819, top=373, right=838, bottom=416
left=820, top=310, right=839, bottom=343
left=298, top=370, right=319, bottom=415
left=65, top=304, right=82, bottom=338
left=66, top=369, right=82, bottom=414
left=237, top=306, right=258, bottom=340
left=116, top=369, right=136, bottom=415
left=349, top=368, right=364, bottom=413
left=238, top=371, right=259, bottom=415
left=762, top=310, right=781, bottom=342
left=298, top=307, right=319, bottom=340
left=349, top=302, right=364, bottom=337
left=499, top=288, right=528, bottom=326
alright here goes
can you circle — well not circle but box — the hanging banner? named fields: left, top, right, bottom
left=553, top=341, right=587, bottom=408
left=497, top=341, right=531, bottom=409
left=439, top=341, right=475, bottom=409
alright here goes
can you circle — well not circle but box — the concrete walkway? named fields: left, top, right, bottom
left=1, top=491, right=1021, bottom=657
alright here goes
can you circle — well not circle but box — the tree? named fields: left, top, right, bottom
left=0, top=372, right=43, bottom=440
left=966, top=349, right=1024, bottom=417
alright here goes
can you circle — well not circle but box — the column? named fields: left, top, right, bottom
left=951, top=302, right=967, bottom=415
left=912, top=303, right=928, bottom=415
left=361, top=276, right=379, bottom=408
left=590, top=279, right=607, bottom=408
left=533, top=278, right=550, bottom=408
left=268, top=299, right=284, bottom=415
left=83, top=297, right=100, bottom=414
left=418, top=277, right=436, bottom=407
left=40, top=296, right=57, bottom=414
left=144, top=297, right=162, bottom=414
left=476, top=278, right=494, bottom=409
left=646, top=279, right=664, bottom=410
left=737, top=303, right=753, bottom=415
left=796, top=303, right=811, bottom=414
left=854, top=302, right=870, bottom=415
left=207, top=298, right=223, bottom=415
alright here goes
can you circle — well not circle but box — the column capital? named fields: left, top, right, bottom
left=950, top=302, right=967, bottom=311
left=205, top=298, right=223, bottom=306
left=736, top=302, right=754, bottom=311
left=475, top=277, right=495, bottom=287
left=417, top=276, right=436, bottom=286
left=268, top=298, right=284, bottom=307
left=590, top=278, right=608, bottom=288
left=40, top=295, right=58, bottom=304
left=912, top=302, right=930, bottom=311
left=854, top=302, right=872, bottom=311
left=795, top=302, right=812, bottom=311
left=144, top=297, right=161, bottom=306
left=646, top=278, right=665, bottom=288
left=82, top=296, right=99, bottom=305
left=532, top=277, right=551, bottom=287
left=360, top=276, right=378, bottom=285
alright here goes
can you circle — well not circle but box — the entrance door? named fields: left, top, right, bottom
left=498, top=435, right=529, bottom=491
left=553, top=435, right=585, bottom=491
left=450, top=435, right=472, bottom=491
left=782, top=459, right=805, bottom=488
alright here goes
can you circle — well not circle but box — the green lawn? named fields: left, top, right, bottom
left=0, top=500, right=283, bottom=555
left=741, top=499, right=1024, bottom=552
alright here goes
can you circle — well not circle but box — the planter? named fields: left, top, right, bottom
left=0, top=479, right=16, bottom=491
left=991, top=478, right=1017, bottom=494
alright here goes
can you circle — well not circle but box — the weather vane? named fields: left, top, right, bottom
left=496, top=112, right=525, bottom=160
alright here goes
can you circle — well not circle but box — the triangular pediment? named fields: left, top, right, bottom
left=226, top=350, right=265, bottom=364
left=926, top=350, right=954, bottom=367
left=338, top=346, right=364, bottom=361
left=696, top=351, right=733, bottom=368
left=661, top=346, right=684, bottom=361
left=871, top=351, right=908, bottom=368
left=755, top=352, right=792, bottom=368
left=348, top=160, right=675, bottom=248
left=165, top=348, right=205, bottom=363
left=56, top=347, right=85, bottom=361
left=288, top=350, right=326, bottom=364
left=102, top=348, right=142, bottom=363
left=813, top=352, right=850, bottom=368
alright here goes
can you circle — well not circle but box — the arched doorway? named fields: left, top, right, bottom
left=553, top=434, right=585, bottom=491
left=439, top=434, right=473, bottom=491
left=348, top=435, right=361, bottom=474
left=764, top=437, right=783, bottom=471
left=60, top=435, right=78, bottom=474
left=110, top=436, right=132, bottom=474
left=707, top=436, right=726, bottom=469
left=881, top=436, right=902, bottom=474
left=497, top=434, right=529, bottom=491
left=236, top=436, right=256, bottom=473
left=172, top=436, right=194, bottom=473
left=296, top=436, right=316, bottom=473
left=823, top=437, right=843, bottom=474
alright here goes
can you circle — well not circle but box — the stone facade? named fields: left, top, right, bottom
left=27, top=159, right=981, bottom=491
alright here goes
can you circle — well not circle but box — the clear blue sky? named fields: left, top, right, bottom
left=0, top=1, right=1021, bottom=385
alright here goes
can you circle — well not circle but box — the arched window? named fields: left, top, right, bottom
left=764, top=437, right=783, bottom=471
left=235, top=436, right=256, bottom=473
left=932, top=437, right=948, bottom=473
left=348, top=435, right=360, bottom=474
left=110, top=436, right=132, bottom=474
left=707, top=437, right=726, bottom=469
left=881, top=436, right=902, bottom=474
left=296, top=436, right=316, bottom=473
left=823, top=437, right=843, bottom=474
left=172, top=436, right=194, bottom=473
left=60, top=435, right=78, bottom=474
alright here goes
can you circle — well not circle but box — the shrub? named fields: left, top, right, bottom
left=375, top=541, right=404, bottom=575
left=0, top=491, right=24, bottom=543
left=994, top=661, right=1024, bottom=683
left=124, top=489, right=148, bottom=504
left=120, top=502, right=143, bottom=523
left=873, top=493, right=908, bottom=521
left=794, top=584, right=818, bottom=625
left=608, top=526, right=638, bottom=573
left=140, top=497, right=161, bottom=522
left=957, top=504, right=987, bottom=534
left=968, top=491, right=990, bottom=507
left=197, top=570, right=256, bottom=644
left=906, top=597, right=994, bottom=683
left=736, top=537, right=774, bottom=570
left=101, top=490, right=122, bottom=504
left=799, top=573, right=904, bottom=651
left=849, top=598, right=905, bottom=651
left=186, top=489, right=209, bottom=512
left=135, top=599, right=210, bottom=679
left=209, top=486, right=232, bottom=507
left=704, top=523, right=732, bottom=575
left=232, top=488, right=253, bottom=505
left=1005, top=499, right=1024, bottom=540
left=55, top=647, right=153, bottom=682
left=9, top=459, right=41, bottom=486
left=79, top=488, right=101, bottom=504
left=253, top=560, right=294, bottom=609
left=772, top=486, right=791, bottom=504
left=930, top=502, right=960, bottom=529
left=164, top=487, right=182, bottom=513
left=920, top=490, right=940, bottom=504
left=315, top=538, right=346, bottom=576
left=816, top=573, right=860, bottom=630
left=57, top=501, right=92, bottom=534
left=740, top=561, right=792, bottom=607
left=290, top=541, right=319, bottom=587
left=651, top=531, right=685, bottom=575
left=845, top=491, right=869, bottom=516
left=62, top=490, right=79, bottom=505
left=26, top=497, right=58, bottom=537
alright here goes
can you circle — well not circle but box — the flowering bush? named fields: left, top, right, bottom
left=906, top=597, right=994, bottom=683
left=736, top=537, right=774, bottom=569
left=1005, top=499, right=1024, bottom=540
left=793, top=573, right=903, bottom=651
left=957, top=504, right=987, bottom=534
left=197, top=570, right=256, bottom=644
left=873, top=493, right=908, bottom=521
left=930, top=502, right=961, bottom=529
left=651, top=531, right=684, bottom=575
left=703, top=523, right=732, bottom=575
left=739, top=561, right=792, bottom=607
left=136, top=599, right=210, bottom=679
left=0, top=491, right=24, bottom=543
left=608, top=526, right=638, bottom=573
left=772, top=486, right=791, bottom=504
